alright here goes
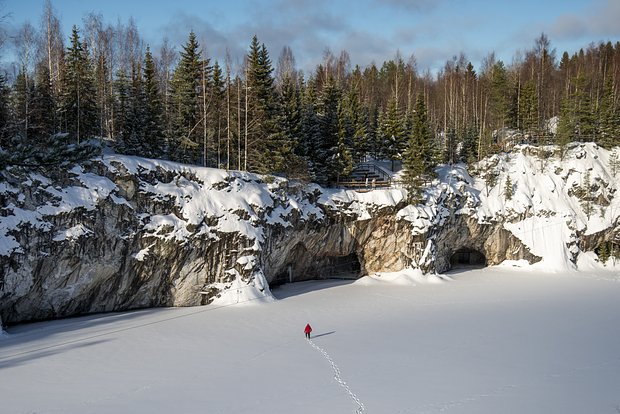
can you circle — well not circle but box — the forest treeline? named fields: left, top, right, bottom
left=1, top=1, right=619, bottom=194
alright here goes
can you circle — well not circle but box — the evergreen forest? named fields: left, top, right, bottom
left=1, top=2, right=619, bottom=193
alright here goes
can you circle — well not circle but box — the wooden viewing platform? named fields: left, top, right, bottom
left=335, top=180, right=392, bottom=191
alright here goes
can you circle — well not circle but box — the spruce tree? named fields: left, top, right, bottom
left=278, top=71, right=302, bottom=165
left=504, top=175, right=513, bottom=200
left=598, top=74, right=619, bottom=148
left=198, top=57, right=213, bottom=167
left=123, top=64, right=146, bottom=155
left=597, top=242, right=610, bottom=264
left=379, top=96, right=405, bottom=170
left=210, top=61, right=225, bottom=167
left=556, top=94, right=574, bottom=157
left=558, top=70, right=595, bottom=153
left=413, top=94, right=435, bottom=176
left=444, top=128, right=457, bottom=164
left=461, top=125, right=479, bottom=165
left=519, top=79, right=538, bottom=134
left=30, top=62, right=56, bottom=142
left=374, top=106, right=386, bottom=157
left=170, top=31, right=202, bottom=163
left=114, top=68, right=131, bottom=147
left=342, top=89, right=368, bottom=163
left=332, top=99, right=353, bottom=179
left=246, top=35, right=284, bottom=173
left=62, top=26, right=98, bottom=144
left=143, top=47, right=165, bottom=158
left=572, top=72, right=595, bottom=140
left=489, top=61, right=509, bottom=130
left=0, top=73, right=13, bottom=148
left=94, top=53, right=109, bottom=139
left=300, top=78, right=322, bottom=182
left=316, top=77, right=341, bottom=184
left=609, top=149, right=620, bottom=177
left=402, top=94, right=433, bottom=203
left=12, top=70, right=34, bottom=142
left=580, top=169, right=593, bottom=219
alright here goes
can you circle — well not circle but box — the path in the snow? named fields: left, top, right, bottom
left=308, top=337, right=365, bottom=413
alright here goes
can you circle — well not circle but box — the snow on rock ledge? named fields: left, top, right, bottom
left=1, top=142, right=618, bottom=324
left=0, top=155, right=410, bottom=323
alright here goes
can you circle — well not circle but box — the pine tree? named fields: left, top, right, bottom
left=61, top=25, right=98, bottom=144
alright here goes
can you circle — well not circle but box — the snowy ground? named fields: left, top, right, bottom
left=2, top=267, right=620, bottom=414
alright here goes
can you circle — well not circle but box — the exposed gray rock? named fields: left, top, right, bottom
left=1, top=143, right=618, bottom=325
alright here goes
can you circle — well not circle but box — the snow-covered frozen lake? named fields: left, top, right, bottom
left=2, top=267, right=620, bottom=414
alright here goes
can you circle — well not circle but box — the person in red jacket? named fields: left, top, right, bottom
left=304, top=323, right=312, bottom=339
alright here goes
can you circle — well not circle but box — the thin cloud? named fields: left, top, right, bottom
left=548, top=0, right=620, bottom=41
left=375, top=0, right=440, bottom=12
left=549, top=15, right=586, bottom=40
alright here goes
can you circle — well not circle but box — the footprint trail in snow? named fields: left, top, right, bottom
left=307, top=338, right=365, bottom=413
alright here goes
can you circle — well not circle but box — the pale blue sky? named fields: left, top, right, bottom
left=2, top=0, right=619, bottom=75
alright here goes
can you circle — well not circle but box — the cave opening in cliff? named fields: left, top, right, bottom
left=271, top=252, right=362, bottom=288
left=449, top=248, right=487, bottom=269
left=319, top=253, right=361, bottom=279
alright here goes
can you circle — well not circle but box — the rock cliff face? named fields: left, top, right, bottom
left=1, top=143, right=618, bottom=325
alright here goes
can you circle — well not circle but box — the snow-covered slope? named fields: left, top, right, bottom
left=473, top=143, right=619, bottom=270
left=0, top=143, right=618, bottom=324
left=2, top=268, right=620, bottom=413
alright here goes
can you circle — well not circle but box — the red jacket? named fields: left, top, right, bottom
left=304, top=324, right=312, bottom=334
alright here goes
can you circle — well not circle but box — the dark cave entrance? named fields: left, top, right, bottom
left=449, top=248, right=487, bottom=269
left=271, top=252, right=362, bottom=287
left=320, top=253, right=362, bottom=279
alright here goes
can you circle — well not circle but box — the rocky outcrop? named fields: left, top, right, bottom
left=431, top=214, right=542, bottom=273
left=1, top=143, right=618, bottom=325
left=0, top=158, right=417, bottom=324
left=261, top=213, right=415, bottom=284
